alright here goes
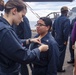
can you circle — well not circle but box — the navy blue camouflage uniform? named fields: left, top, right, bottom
left=52, top=15, right=70, bottom=70
left=30, top=32, right=59, bottom=75
left=0, top=17, right=40, bottom=75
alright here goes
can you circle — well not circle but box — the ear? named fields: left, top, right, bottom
left=11, top=8, right=17, bottom=15
left=46, top=26, right=51, bottom=31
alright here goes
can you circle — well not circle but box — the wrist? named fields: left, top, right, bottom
left=28, top=39, right=31, bottom=43
left=26, top=39, right=31, bottom=44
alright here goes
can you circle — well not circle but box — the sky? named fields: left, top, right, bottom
left=4, top=0, right=76, bottom=22
left=25, top=0, right=76, bottom=21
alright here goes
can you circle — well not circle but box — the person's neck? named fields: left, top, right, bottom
left=3, top=14, right=12, bottom=25
left=38, top=32, right=48, bottom=39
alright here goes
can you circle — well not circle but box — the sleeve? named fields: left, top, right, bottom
left=72, top=22, right=76, bottom=45
left=51, top=21, right=55, bottom=37
left=63, top=19, right=70, bottom=42
left=1, top=29, right=40, bottom=64
left=46, top=43, right=59, bottom=75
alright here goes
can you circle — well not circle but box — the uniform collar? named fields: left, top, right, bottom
left=35, top=32, right=51, bottom=40
left=0, top=17, right=12, bottom=27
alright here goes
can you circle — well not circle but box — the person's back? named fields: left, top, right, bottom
left=72, top=22, right=76, bottom=75
left=72, top=22, right=76, bottom=45
left=52, top=6, right=70, bottom=72
left=52, top=15, right=69, bottom=45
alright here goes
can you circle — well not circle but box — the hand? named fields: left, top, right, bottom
left=72, top=45, right=75, bottom=50
left=73, top=67, right=76, bottom=75
left=38, top=44, right=49, bottom=52
left=30, top=38, right=41, bottom=44
left=64, top=41, right=67, bottom=45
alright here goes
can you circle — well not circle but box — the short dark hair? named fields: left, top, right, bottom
left=61, top=6, right=68, bottom=14
left=5, top=0, right=27, bottom=14
left=40, top=17, right=52, bottom=32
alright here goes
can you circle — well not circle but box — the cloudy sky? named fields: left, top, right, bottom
left=4, top=0, right=76, bottom=22
left=25, top=1, right=76, bottom=21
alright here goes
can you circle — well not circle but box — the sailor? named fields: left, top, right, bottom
left=0, top=0, right=48, bottom=75
left=52, top=6, right=70, bottom=72
left=30, top=17, right=59, bottom=75
left=67, top=17, right=76, bottom=64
